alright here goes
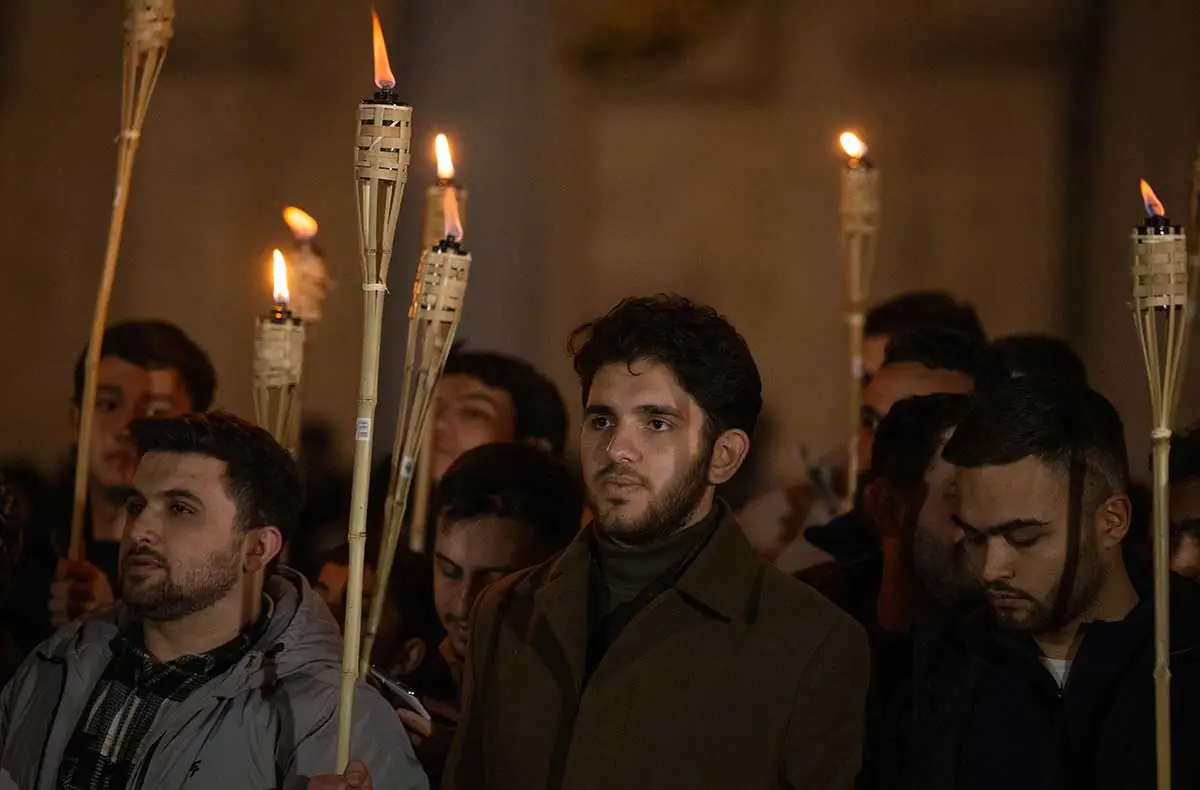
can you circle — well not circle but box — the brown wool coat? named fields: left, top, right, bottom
left=443, top=509, right=870, bottom=790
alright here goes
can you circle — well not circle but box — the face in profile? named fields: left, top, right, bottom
left=858, top=363, right=972, bottom=473
left=954, top=457, right=1113, bottom=633
left=910, top=431, right=978, bottom=605
left=579, top=360, right=717, bottom=545
left=119, top=451, right=277, bottom=622
left=75, top=358, right=193, bottom=488
left=433, top=516, right=542, bottom=661
left=432, top=374, right=518, bottom=482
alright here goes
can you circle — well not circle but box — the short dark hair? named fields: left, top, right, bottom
left=436, top=443, right=582, bottom=556
left=74, top=320, right=217, bottom=411
left=569, top=294, right=762, bottom=440
left=130, top=411, right=302, bottom=544
left=992, top=333, right=1088, bottom=386
left=943, top=377, right=1129, bottom=502
left=864, top=290, right=984, bottom=341
left=884, top=326, right=1007, bottom=387
left=872, top=394, right=971, bottom=496
left=1170, top=422, right=1200, bottom=484
left=444, top=347, right=567, bottom=454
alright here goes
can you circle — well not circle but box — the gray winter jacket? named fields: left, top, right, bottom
left=0, top=568, right=428, bottom=790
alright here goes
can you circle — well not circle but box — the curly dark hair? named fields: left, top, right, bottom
left=943, top=376, right=1129, bottom=504
left=444, top=347, right=567, bottom=454
left=73, top=320, right=217, bottom=411
left=436, top=443, right=582, bottom=556
left=130, top=411, right=302, bottom=543
left=569, top=294, right=762, bottom=440
left=884, top=326, right=1008, bottom=388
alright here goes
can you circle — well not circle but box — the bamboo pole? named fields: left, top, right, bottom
left=837, top=132, right=880, bottom=505
left=70, top=0, right=174, bottom=560
left=337, top=83, right=412, bottom=769
left=1129, top=186, right=1189, bottom=789
left=408, top=420, right=434, bottom=553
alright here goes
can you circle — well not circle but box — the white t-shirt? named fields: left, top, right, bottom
left=1041, top=656, right=1073, bottom=688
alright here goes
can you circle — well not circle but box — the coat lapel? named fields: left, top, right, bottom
left=532, top=536, right=593, bottom=701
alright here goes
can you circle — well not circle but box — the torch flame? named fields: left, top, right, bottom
left=839, top=131, right=868, bottom=161
left=443, top=187, right=463, bottom=242
left=435, top=134, right=455, bottom=181
left=272, top=249, right=290, bottom=305
left=372, top=9, right=396, bottom=89
left=1140, top=178, right=1165, bottom=217
left=282, top=206, right=319, bottom=240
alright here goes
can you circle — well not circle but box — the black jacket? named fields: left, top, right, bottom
left=890, top=575, right=1200, bottom=790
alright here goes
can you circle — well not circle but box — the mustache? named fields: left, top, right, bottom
left=984, top=582, right=1031, bottom=599
left=594, top=462, right=649, bottom=487
left=123, top=546, right=168, bottom=568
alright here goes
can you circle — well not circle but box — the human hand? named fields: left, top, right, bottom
left=306, top=759, right=373, bottom=789
left=49, top=558, right=115, bottom=628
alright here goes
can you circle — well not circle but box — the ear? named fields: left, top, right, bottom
left=243, top=526, right=284, bottom=573
left=863, top=479, right=908, bottom=539
left=1095, top=493, right=1132, bottom=550
left=395, top=637, right=428, bottom=676
left=707, top=429, right=751, bottom=485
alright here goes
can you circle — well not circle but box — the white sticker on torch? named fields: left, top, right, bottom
left=355, top=418, right=372, bottom=442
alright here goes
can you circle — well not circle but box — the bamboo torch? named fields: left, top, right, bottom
left=253, top=251, right=306, bottom=455
left=70, top=0, right=174, bottom=561
left=837, top=130, right=880, bottom=505
left=363, top=179, right=473, bottom=677
left=1130, top=178, right=1189, bottom=790
left=408, top=133, right=469, bottom=554
left=337, top=10, right=412, bottom=770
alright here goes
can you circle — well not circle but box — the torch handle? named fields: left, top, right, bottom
left=337, top=288, right=386, bottom=771
left=1151, top=433, right=1173, bottom=790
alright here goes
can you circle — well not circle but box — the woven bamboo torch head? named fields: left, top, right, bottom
left=125, top=0, right=174, bottom=53
left=839, top=131, right=880, bottom=233
left=411, top=189, right=471, bottom=324
left=1132, top=180, right=1188, bottom=313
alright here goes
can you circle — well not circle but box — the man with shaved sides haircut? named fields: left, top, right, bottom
left=442, top=294, right=869, bottom=790
left=899, top=377, right=1200, bottom=790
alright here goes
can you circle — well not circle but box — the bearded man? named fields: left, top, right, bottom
left=441, top=294, right=869, bottom=790
left=899, top=377, right=1200, bottom=790
left=0, top=412, right=427, bottom=790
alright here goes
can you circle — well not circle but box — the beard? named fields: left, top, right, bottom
left=589, top=445, right=713, bottom=545
left=912, top=528, right=980, bottom=607
left=986, top=530, right=1106, bottom=633
left=121, top=538, right=244, bottom=622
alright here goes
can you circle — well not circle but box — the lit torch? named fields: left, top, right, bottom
left=838, top=130, right=880, bottom=505
left=282, top=206, right=331, bottom=323
left=1130, top=178, right=1189, bottom=790
left=339, top=8, right=414, bottom=770
left=364, top=142, right=474, bottom=679
left=253, top=250, right=306, bottom=456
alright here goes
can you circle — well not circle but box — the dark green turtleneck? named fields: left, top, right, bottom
left=586, top=503, right=723, bottom=677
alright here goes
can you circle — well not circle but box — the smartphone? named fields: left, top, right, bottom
left=368, top=665, right=432, bottom=721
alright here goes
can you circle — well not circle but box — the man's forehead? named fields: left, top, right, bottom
left=588, top=360, right=693, bottom=408
left=956, top=457, right=1064, bottom=511
left=439, top=373, right=509, bottom=404
left=134, top=452, right=227, bottom=488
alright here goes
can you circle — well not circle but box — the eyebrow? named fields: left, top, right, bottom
left=582, top=404, right=683, bottom=419
left=160, top=488, right=204, bottom=507
left=952, top=515, right=1050, bottom=535
left=434, top=551, right=523, bottom=577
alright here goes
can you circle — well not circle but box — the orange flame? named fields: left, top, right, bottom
left=372, top=9, right=396, bottom=89
left=282, top=206, right=318, bottom=240
left=272, top=249, right=290, bottom=305
left=435, top=134, right=455, bottom=181
left=443, top=188, right=463, bottom=242
left=1140, top=179, right=1165, bottom=217
left=839, top=131, right=867, bottom=161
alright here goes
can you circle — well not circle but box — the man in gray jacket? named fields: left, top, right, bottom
left=0, top=412, right=426, bottom=790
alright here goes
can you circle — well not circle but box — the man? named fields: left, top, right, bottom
left=368, top=348, right=569, bottom=555
left=443, top=295, right=869, bottom=790
left=0, top=412, right=427, bottom=790
left=800, top=327, right=1003, bottom=626
left=861, top=290, right=983, bottom=386
left=5, top=321, right=216, bottom=658
left=908, top=377, right=1200, bottom=788
left=1170, top=423, right=1200, bottom=580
